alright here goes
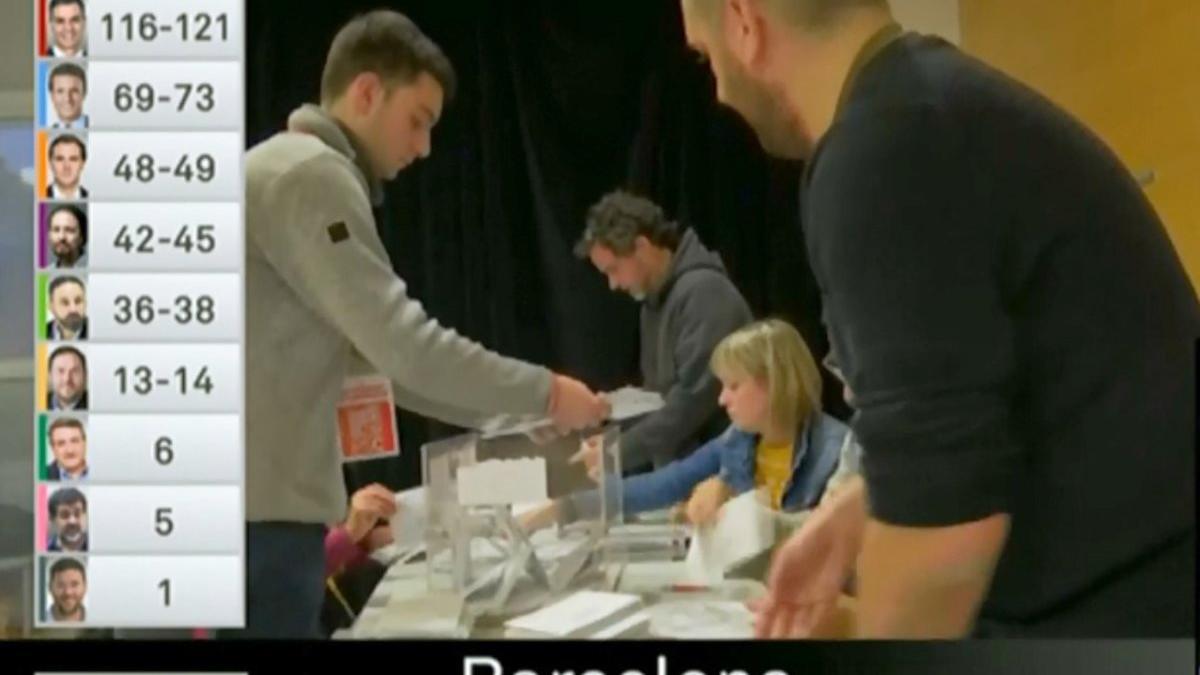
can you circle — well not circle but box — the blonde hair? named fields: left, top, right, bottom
left=710, top=319, right=823, bottom=435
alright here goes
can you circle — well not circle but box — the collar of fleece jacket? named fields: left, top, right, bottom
left=286, top=103, right=386, bottom=207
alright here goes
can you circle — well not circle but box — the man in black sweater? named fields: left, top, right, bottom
left=680, top=0, right=1197, bottom=637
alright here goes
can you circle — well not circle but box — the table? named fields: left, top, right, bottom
left=339, top=553, right=768, bottom=640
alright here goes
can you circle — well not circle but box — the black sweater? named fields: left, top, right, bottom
left=803, top=32, right=1198, bottom=636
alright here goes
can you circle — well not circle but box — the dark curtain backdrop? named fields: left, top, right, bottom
left=246, top=0, right=847, bottom=490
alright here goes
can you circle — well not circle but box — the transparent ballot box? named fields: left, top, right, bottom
left=421, top=423, right=625, bottom=617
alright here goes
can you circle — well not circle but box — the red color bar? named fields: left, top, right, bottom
left=36, top=0, right=46, bottom=57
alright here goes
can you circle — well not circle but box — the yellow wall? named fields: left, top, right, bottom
left=959, top=0, right=1200, bottom=290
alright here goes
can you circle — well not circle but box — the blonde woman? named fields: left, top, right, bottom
left=524, top=319, right=857, bottom=529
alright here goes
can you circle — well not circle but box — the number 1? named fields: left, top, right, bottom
left=159, top=578, right=171, bottom=606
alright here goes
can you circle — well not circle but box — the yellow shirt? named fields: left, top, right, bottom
left=755, top=439, right=794, bottom=510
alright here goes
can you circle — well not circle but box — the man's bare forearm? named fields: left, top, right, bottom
left=854, top=512, right=1010, bottom=638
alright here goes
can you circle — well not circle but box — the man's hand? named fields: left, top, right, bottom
left=568, top=434, right=604, bottom=481
left=753, top=476, right=866, bottom=639
left=685, top=477, right=733, bottom=527
left=548, top=375, right=610, bottom=432
left=344, top=483, right=397, bottom=543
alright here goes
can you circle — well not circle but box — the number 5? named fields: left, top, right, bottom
left=155, top=507, right=174, bottom=536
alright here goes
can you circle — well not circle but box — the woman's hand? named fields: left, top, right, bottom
left=685, top=477, right=733, bottom=527
left=344, top=483, right=397, bottom=542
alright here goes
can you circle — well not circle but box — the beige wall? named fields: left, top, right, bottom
left=890, top=0, right=960, bottom=44
left=0, top=0, right=33, bottom=118
left=960, top=0, right=1200, bottom=290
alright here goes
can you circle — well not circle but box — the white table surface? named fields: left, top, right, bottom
left=341, top=554, right=766, bottom=640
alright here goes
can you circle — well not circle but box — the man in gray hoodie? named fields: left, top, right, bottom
left=238, top=10, right=609, bottom=638
left=575, top=190, right=754, bottom=471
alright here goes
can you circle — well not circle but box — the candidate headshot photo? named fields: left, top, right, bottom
left=46, top=417, right=89, bottom=481
left=46, top=275, right=88, bottom=341
left=45, top=204, right=88, bottom=268
left=44, top=557, right=87, bottom=623
left=45, top=0, right=87, bottom=58
left=44, top=62, right=88, bottom=130
left=46, top=486, right=88, bottom=553
left=47, top=345, right=87, bottom=411
left=46, top=134, right=88, bottom=199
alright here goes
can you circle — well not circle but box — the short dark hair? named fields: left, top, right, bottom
left=49, top=134, right=87, bottom=161
left=48, top=345, right=86, bottom=371
left=49, top=416, right=86, bottom=441
left=49, top=275, right=84, bottom=299
left=49, top=0, right=86, bottom=15
left=48, top=62, right=87, bottom=92
left=49, top=557, right=86, bottom=582
left=574, top=190, right=681, bottom=259
left=48, top=487, right=87, bottom=519
left=320, top=10, right=457, bottom=105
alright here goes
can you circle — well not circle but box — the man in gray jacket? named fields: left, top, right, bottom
left=575, top=190, right=753, bottom=471
left=239, top=10, right=608, bottom=638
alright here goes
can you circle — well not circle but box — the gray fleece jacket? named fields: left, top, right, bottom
left=245, top=104, right=553, bottom=524
left=624, top=229, right=753, bottom=469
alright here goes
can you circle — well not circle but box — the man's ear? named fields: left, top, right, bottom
left=348, top=72, right=382, bottom=114
left=726, top=0, right=769, bottom=70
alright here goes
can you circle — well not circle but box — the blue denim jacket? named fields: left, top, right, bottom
left=568, top=412, right=851, bottom=518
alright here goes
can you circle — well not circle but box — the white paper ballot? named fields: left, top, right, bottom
left=505, top=590, right=643, bottom=638
left=683, top=489, right=776, bottom=584
left=478, top=387, right=664, bottom=440
left=457, top=457, right=548, bottom=506
left=604, top=386, right=665, bottom=421
left=389, top=486, right=428, bottom=551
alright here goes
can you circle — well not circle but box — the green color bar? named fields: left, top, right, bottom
left=36, top=415, right=47, bottom=481
left=36, top=274, right=47, bottom=341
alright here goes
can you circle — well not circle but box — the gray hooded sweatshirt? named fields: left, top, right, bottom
left=245, top=104, right=553, bottom=524
left=625, top=229, right=753, bottom=469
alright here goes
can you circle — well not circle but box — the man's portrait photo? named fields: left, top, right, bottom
left=45, top=0, right=87, bottom=58
left=46, top=275, right=88, bottom=341
left=46, top=204, right=88, bottom=268
left=46, top=417, right=89, bottom=481
left=47, top=345, right=88, bottom=411
left=44, top=557, right=87, bottom=623
left=45, top=63, right=89, bottom=129
left=46, top=486, right=89, bottom=553
left=46, top=134, right=88, bottom=199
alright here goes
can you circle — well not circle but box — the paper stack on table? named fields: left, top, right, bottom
left=683, top=489, right=776, bottom=584
left=504, top=590, right=645, bottom=639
